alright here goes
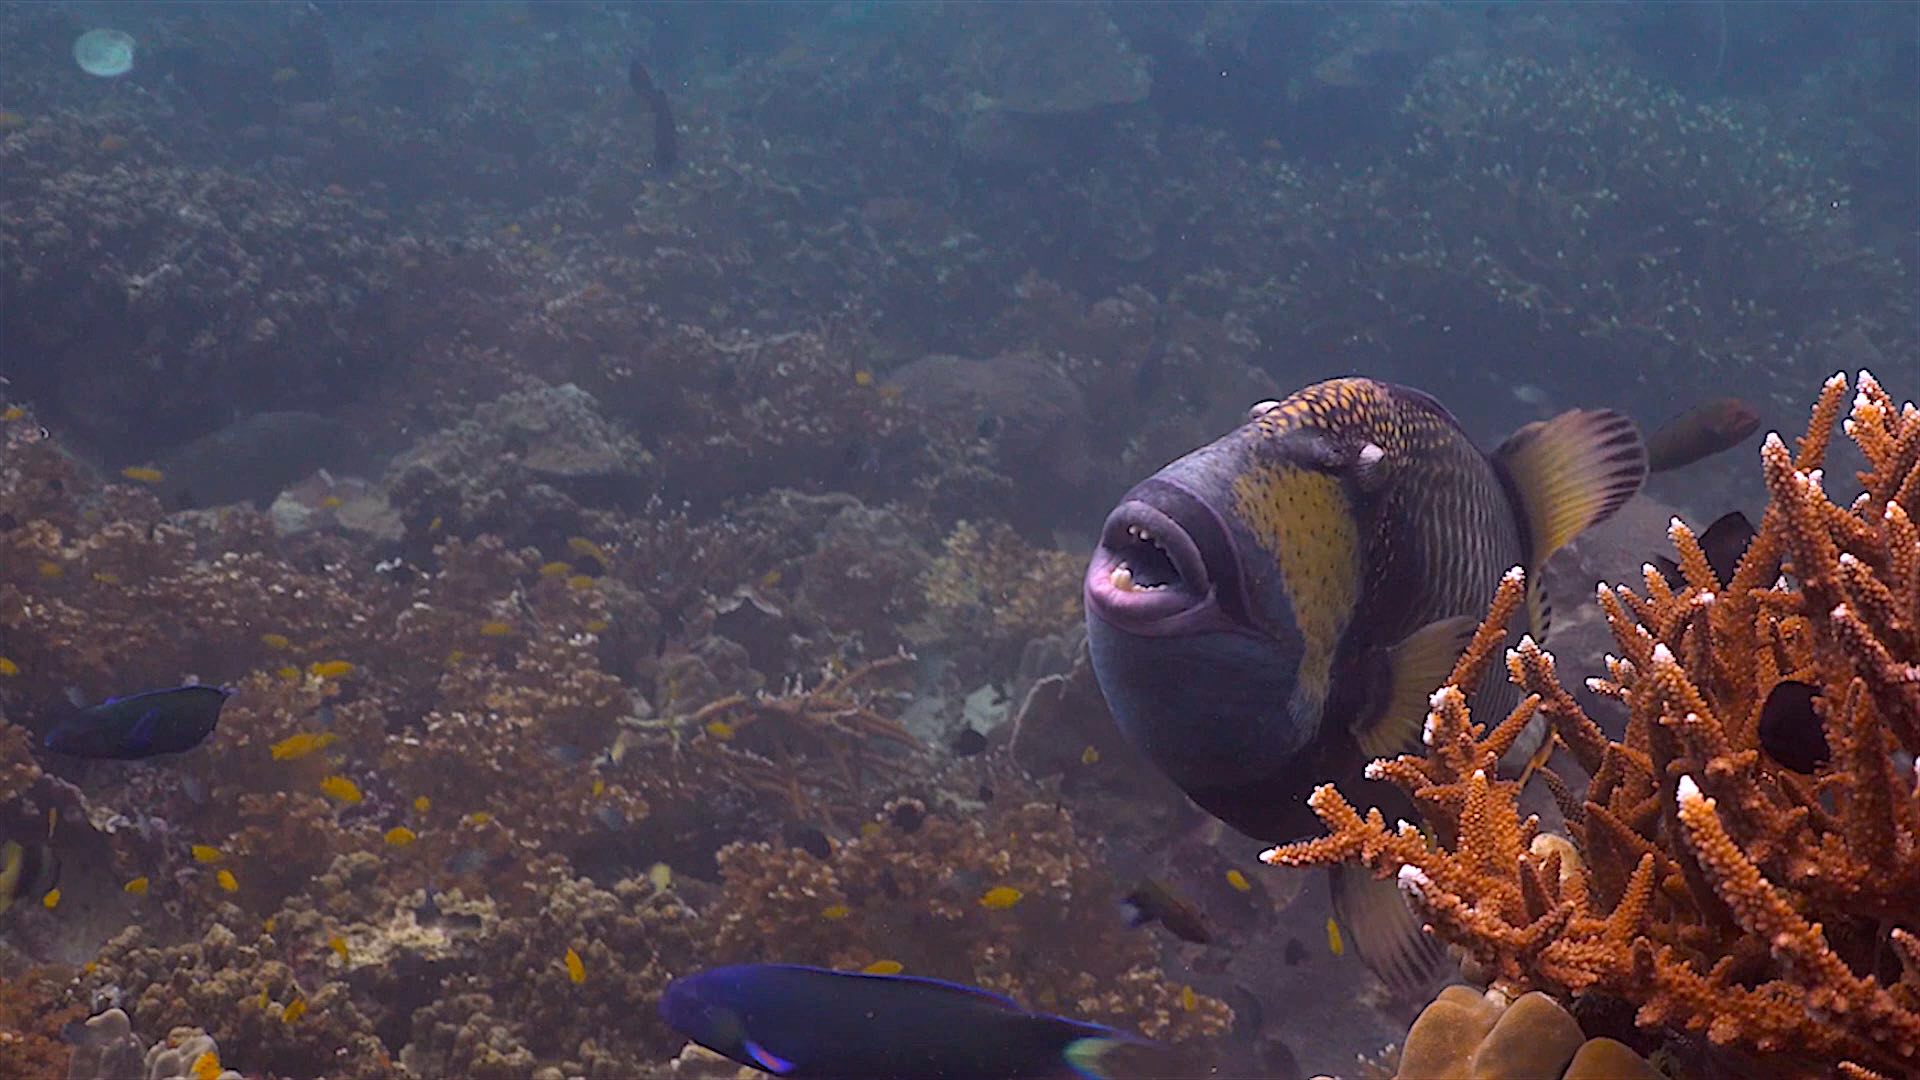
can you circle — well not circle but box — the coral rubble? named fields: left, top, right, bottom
left=1268, top=372, right=1920, bottom=1076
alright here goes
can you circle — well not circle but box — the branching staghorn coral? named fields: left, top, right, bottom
left=1266, top=371, right=1920, bottom=1077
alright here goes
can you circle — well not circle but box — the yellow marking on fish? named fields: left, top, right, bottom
left=124, top=876, right=150, bottom=895
left=0, top=658, right=17, bottom=677
left=216, top=869, right=238, bottom=893
left=260, top=632, right=291, bottom=650
left=704, top=720, right=735, bottom=741
left=821, top=904, right=851, bottom=920
left=1230, top=463, right=1359, bottom=728
left=0, top=406, right=22, bottom=421
left=270, top=732, right=336, bottom=761
left=1180, top=985, right=1197, bottom=1012
left=282, top=996, right=307, bottom=1024
left=414, top=796, right=432, bottom=813
left=1080, top=745, right=1100, bottom=765
left=478, top=620, right=512, bottom=638
left=539, top=561, right=572, bottom=577
left=120, top=465, right=164, bottom=484
left=384, top=827, right=417, bottom=847
left=191, top=1050, right=221, bottom=1080
left=862, top=959, right=902, bottom=974
left=979, top=886, right=1023, bottom=910
left=191, top=845, right=224, bottom=864
left=319, top=775, right=362, bottom=804
left=308, top=659, right=354, bottom=679
left=328, top=934, right=349, bottom=962
left=41, top=887, right=59, bottom=909
left=565, top=947, right=586, bottom=984
left=1326, top=916, right=1345, bottom=957
left=567, top=536, right=610, bottom=566
left=1226, top=869, right=1252, bottom=892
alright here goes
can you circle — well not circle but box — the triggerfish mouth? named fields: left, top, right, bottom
left=659, top=963, right=1190, bottom=1079
left=1085, top=377, right=1646, bottom=995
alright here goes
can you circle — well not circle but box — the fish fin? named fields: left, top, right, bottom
left=741, top=1039, right=796, bottom=1075
left=1525, top=575, right=1554, bottom=645
left=1062, top=1035, right=1193, bottom=1080
left=1698, top=511, right=1758, bottom=587
left=0, top=840, right=23, bottom=916
left=1494, top=407, right=1647, bottom=569
left=127, top=708, right=164, bottom=755
left=1063, top=1037, right=1126, bottom=1079
left=1356, top=616, right=1477, bottom=758
left=1652, top=554, right=1685, bottom=591
left=1329, top=864, right=1452, bottom=1000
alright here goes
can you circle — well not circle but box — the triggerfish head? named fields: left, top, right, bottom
left=659, top=963, right=1190, bottom=1079
left=43, top=685, right=232, bottom=759
left=1085, top=377, right=1645, bottom=995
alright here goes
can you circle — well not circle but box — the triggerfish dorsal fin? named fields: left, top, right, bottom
left=1357, top=616, right=1478, bottom=758
left=1492, top=408, right=1647, bottom=639
left=1328, top=864, right=1451, bottom=1000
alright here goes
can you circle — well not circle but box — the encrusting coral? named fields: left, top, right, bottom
left=1267, top=371, right=1920, bottom=1077
left=1390, top=986, right=1660, bottom=1080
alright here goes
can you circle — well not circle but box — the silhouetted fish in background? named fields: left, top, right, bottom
left=1645, top=397, right=1761, bottom=473
left=1758, top=680, right=1829, bottom=774
left=1652, top=510, right=1777, bottom=590
left=1085, top=377, right=1646, bottom=996
left=660, top=963, right=1185, bottom=1078
left=628, top=59, right=679, bottom=172
left=0, top=834, right=58, bottom=917
left=1120, top=877, right=1213, bottom=945
left=152, top=410, right=351, bottom=509
left=43, top=685, right=231, bottom=759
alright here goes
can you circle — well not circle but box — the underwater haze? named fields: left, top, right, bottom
left=0, top=2, right=1915, bottom=1078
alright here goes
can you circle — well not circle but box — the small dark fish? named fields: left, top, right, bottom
left=887, top=800, right=926, bottom=834
left=43, top=685, right=231, bottom=759
left=783, top=823, right=832, bottom=860
left=627, top=59, right=678, bottom=172
left=154, top=411, right=351, bottom=509
left=0, top=837, right=58, bottom=917
left=1119, top=878, right=1213, bottom=945
left=1283, top=938, right=1307, bottom=965
left=659, top=963, right=1179, bottom=1079
left=1646, top=398, right=1761, bottom=473
left=950, top=728, right=988, bottom=756
left=1759, top=680, right=1828, bottom=773
left=1653, top=510, right=1773, bottom=590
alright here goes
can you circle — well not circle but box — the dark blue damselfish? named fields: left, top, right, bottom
left=659, top=963, right=1150, bottom=1079
left=43, top=685, right=231, bottom=759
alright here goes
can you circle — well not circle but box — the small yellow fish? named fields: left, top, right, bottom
left=319, top=775, right=363, bottom=804
left=276, top=665, right=301, bottom=682
left=478, top=620, right=512, bottom=638
left=414, top=795, right=432, bottom=813
left=216, top=869, right=238, bottom=893
left=428, top=515, right=443, bottom=532
left=861, top=959, right=903, bottom=975
left=282, top=996, right=307, bottom=1024
left=1080, top=745, right=1100, bottom=765
left=308, top=659, right=354, bottom=679
left=1326, top=916, right=1345, bottom=957
left=821, top=904, right=851, bottom=920
left=191, top=1050, right=221, bottom=1080
left=271, top=66, right=299, bottom=85
left=1225, top=869, right=1252, bottom=893
left=704, top=720, right=735, bottom=741
left=270, top=732, right=337, bottom=761
left=0, top=658, right=17, bottom=677
left=123, top=876, right=149, bottom=895
left=328, top=934, right=349, bottom=962
left=567, top=536, right=610, bottom=566
left=759, top=568, right=783, bottom=589
left=0, top=405, right=23, bottom=421
left=1180, top=985, right=1197, bottom=1012
left=384, top=826, right=417, bottom=847
left=590, top=777, right=605, bottom=797
left=583, top=619, right=611, bottom=633
left=565, top=574, right=596, bottom=591
left=978, top=886, right=1023, bottom=910
left=120, top=465, right=164, bottom=484
left=859, top=822, right=882, bottom=838
left=465, top=811, right=493, bottom=826
left=91, top=571, right=120, bottom=585
left=41, top=887, right=59, bottom=910
left=648, top=862, right=672, bottom=891
left=263, top=916, right=277, bottom=934
left=36, top=561, right=62, bottom=579
left=446, top=649, right=466, bottom=664
left=538, top=561, right=572, bottom=578
left=853, top=370, right=874, bottom=386
left=319, top=495, right=343, bottom=510
left=565, top=947, right=586, bottom=984
left=259, top=632, right=291, bottom=650
left=257, top=988, right=269, bottom=1010
left=191, top=844, right=224, bottom=864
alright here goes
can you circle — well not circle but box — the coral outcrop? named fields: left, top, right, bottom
left=1268, top=372, right=1920, bottom=1076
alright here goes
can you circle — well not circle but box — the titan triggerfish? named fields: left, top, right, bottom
left=1084, top=377, right=1646, bottom=994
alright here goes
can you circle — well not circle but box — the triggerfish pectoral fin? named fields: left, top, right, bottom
left=1492, top=408, right=1647, bottom=639
left=1329, top=864, right=1450, bottom=1001
left=1356, top=615, right=1479, bottom=758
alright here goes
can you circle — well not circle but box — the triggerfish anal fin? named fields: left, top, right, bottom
left=1328, top=864, right=1450, bottom=1001
left=1356, top=615, right=1478, bottom=758
left=1492, top=408, right=1647, bottom=640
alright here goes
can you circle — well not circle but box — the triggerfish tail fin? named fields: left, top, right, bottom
left=1329, top=864, right=1451, bottom=1000
left=1492, top=408, right=1647, bottom=639
left=1357, top=616, right=1478, bottom=758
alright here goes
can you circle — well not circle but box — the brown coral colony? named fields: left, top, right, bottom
left=1267, top=371, right=1920, bottom=1077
